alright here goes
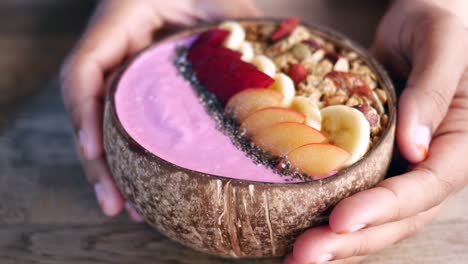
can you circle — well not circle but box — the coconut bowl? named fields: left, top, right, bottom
left=103, top=18, right=396, bottom=258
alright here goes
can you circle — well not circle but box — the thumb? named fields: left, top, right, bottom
left=397, top=17, right=467, bottom=163
left=197, top=0, right=262, bottom=19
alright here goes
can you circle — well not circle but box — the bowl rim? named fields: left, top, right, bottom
left=106, top=17, right=397, bottom=188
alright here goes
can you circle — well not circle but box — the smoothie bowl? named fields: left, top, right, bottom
left=103, top=18, right=396, bottom=258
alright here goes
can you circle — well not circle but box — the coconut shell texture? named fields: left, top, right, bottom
left=103, top=19, right=396, bottom=258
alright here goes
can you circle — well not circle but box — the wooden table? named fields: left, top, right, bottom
left=1, top=1, right=467, bottom=263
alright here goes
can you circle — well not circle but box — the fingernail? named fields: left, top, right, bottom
left=78, top=129, right=88, bottom=159
left=94, top=182, right=106, bottom=211
left=312, top=253, right=334, bottom=264
left=337, top=223, right=366, bottom=234
left=415, top=126, right=430, bottom=160
left=125, top=202, right=145, bottom=223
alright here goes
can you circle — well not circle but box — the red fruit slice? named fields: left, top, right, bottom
left=288, top=64, right=308, bottom=84
left=189, top=47, right=274, bottom=102
left=203, top=59, right=275, bottom=102
left=188, top=46, right=241, bottom=70
left=325, top=71, right=373, bottom=98
left=187, top=28, right=274, bottom=103
left=188, top=46, right=242, bottom=84
left=190, top=29, right=230, bottom=50
left=302, top=39, right=323, bottom=50
left=325, top=52, right=341, bottom=63
left=271, top=17, right=300, bottom=42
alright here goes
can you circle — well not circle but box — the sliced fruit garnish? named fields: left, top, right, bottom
left=219, top=21, right=246, bottom=50
left=252, top=55, right=277, bottom=77
left=288, top=143, right=351, bottom=179
left=189, top=29, right=230, bottom=51
left=270, top=73, right=295, bottom=106
left=271, top=17, right=300, bottom=42
left=206, top=60, right=274, bottom=103
left=187, top=46, right=241, bottom=80
left=321, top=105, right=370, bottom=166
left=188, top=46, right=273, bottom=103
left=240, top=107, right=305, bottom=134
left=225, top=89, right=283, bottom=121
left=252, top=122, right=326, bottom=156
left=239, top=41, right=254, bottom=62
left=290, top=96, right=322, bottom=130
left=325, top=71, right=373, bottom=98
left=288, top=63, right=308, bottom=84
left=325, top=52, right=341, bottom=63
left=302, top=39, right=323, bottom=50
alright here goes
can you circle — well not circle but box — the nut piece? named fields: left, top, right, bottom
left=327, top=95, right=348, bottom=106
left=356, top=104, right=380, bottom=129
left=292, top=43, right=312, bottom=60
left=313, top=59, right=334, bottom=77
left=259, top=24, right=276, bottom=40
left=381, top=114, right=389, bottom=127
left=345, top=97, right=360, bottom=107
left=375, top=88, right=387, bottom=104
left=274, top=53, right=299, bottom=72
left=345, top=51, right=359, bottom=61
left=333, top=57, right=349, bottom=72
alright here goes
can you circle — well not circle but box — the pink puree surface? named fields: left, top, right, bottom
left=115, top=37, right=297, bottom=183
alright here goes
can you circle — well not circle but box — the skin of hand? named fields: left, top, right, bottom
left=287, top=0, right=468, bottom=263
left=60, top=0, right=260, bottom=221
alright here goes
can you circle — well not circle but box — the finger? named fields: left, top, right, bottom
left=293, top=205, right=440, bottom=263
left=82, top=158, right=125, bottom=217
left=125, top=202, right=145, bottom=223
left=329, top=115, right=468, bottom=233
left=284, top=253, right=368, bottom=264
left=328, top=256, right=368, bottom=264
left=397, top=16, right=468, bottom=163
left=61, top=1, right=160, bottom=159
left=221, top=0, right=263, bottom=18
left=197, top=0, right=262, bottom=20
left=370, top=36, right=411, bottom=81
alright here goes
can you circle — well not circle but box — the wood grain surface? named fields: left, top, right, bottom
left=0, top=0, right=467, bottom=263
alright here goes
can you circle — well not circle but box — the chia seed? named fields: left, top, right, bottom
left=174, top=46, right=313, bottom=181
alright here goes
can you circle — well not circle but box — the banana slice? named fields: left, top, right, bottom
left=239, top=41, right=254, bottom=62
left=270, top=73, right=295, bottom=107
left=219, top=21, right=245, bottom=50
left=290, top=96, right=322, bottom=130
left=321, top=105, right=370, bottom=166
left=252, top=55, right=277, bottom=77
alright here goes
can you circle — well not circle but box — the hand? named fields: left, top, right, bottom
left=60, top=0, right=260, bottom=221
left=288, top=0, right=468, bottom=263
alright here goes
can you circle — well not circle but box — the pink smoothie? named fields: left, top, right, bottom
left=115, top=37, right=298, bottom=183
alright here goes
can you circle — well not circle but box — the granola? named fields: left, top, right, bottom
left=244, top=20, right=389, bottom=148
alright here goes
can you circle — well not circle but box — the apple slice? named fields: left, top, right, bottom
left=271, top=17, right=300, bottom=42
left=252, top=122, right=326, bottom=156
left=240, top=107, right=305, bottom=134
left=225, top=89, right=283, bottom=121
left=288, top=143, right=351, bottom=179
